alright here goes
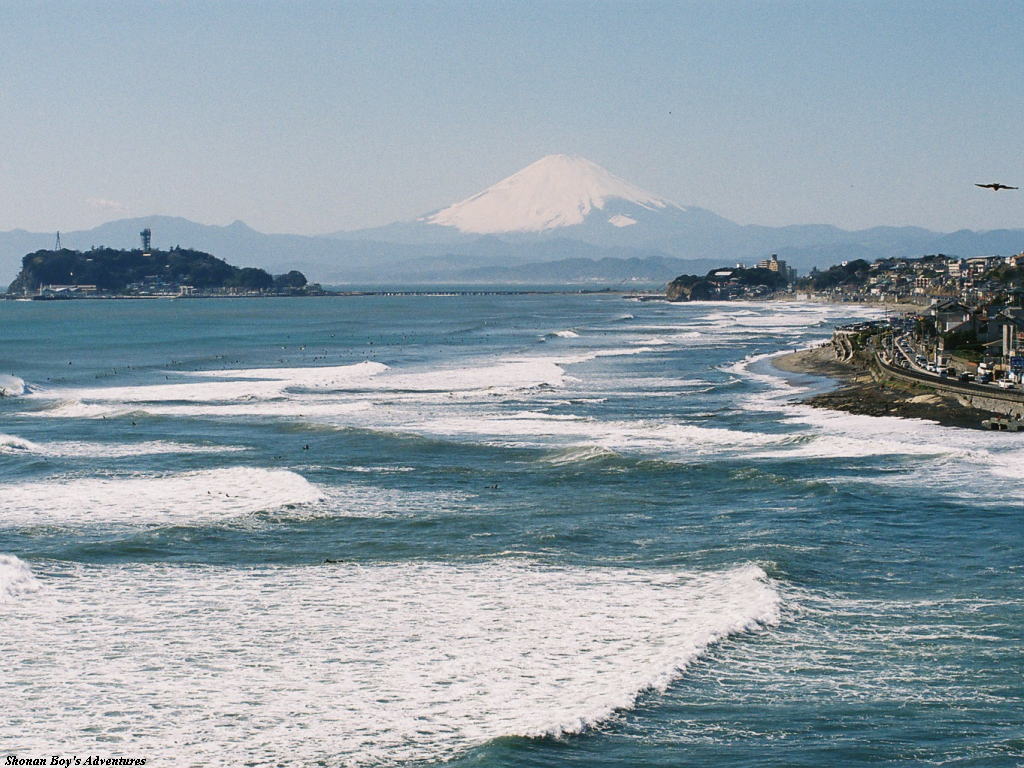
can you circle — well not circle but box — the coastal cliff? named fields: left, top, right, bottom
left=666, top=276, right=716, bottom=301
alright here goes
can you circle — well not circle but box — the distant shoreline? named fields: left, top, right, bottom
left=1, top=287, right=628, bottom=301
left=2, top=290, right=938, bottom=306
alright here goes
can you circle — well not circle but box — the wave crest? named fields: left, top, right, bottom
left=540, top=444, right=622, bottom=465
left=0, top=433, right=40, bottom=453
left=0, top=555, right=40, bottom=603
left=0, top=374, right=27, bottom=397
left=0, top=467, right=323, bottom=527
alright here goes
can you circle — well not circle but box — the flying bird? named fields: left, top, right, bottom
left=975, top=183, right=1018, bottom=190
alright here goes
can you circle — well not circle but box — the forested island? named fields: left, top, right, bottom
left=666, top=265, right=789, bottom=301
left=5, top=247, right=318, bottom=298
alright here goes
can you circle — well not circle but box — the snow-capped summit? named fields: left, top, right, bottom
left=422, top=154, right=684, bottom=234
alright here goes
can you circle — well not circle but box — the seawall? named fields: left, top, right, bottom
left=872, top=354, right=1024, bottom=420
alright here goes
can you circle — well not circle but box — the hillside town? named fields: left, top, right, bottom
left=796, top=251, right=1024, bottom=305
left=790, top=251, right=1024, bottom=429
left=669, top=250, right=1024, bottom=305
left=798, top=251, right=1024, bottom=385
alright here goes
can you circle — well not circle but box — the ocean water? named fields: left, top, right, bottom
left=0, top=295, right=1020, bottom=767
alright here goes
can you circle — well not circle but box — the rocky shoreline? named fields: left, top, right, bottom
left=773, top=346, right=994, bottom=429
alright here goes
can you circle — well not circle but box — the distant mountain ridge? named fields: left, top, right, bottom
left=2, top=155, right=1023, bottom=285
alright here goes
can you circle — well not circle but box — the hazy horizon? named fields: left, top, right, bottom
left=2, top=0, right=1022, bottom=236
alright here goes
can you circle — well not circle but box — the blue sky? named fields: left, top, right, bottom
left=2, top=0, right=1022, bottom=234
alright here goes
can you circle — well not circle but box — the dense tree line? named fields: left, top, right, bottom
left=797, top=259, right=871, bottom=290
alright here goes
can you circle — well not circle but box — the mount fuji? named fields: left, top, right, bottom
left=422, top=154, right=681, bottom=234
left=339, top=154, right=750, bottom=257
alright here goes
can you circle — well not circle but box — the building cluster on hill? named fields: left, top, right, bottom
left=796, top=252, right=1024, bottom=305
left=666, top=255, right=794, bottom=301
left=896, top=297, right=1024, bottom=382
left=668, top=250, right=1024, bottom=307
left=787, top=251, right=1024, bottom=385
left=823, top=294, right=1024, bottom=430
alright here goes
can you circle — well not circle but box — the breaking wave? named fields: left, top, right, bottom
left=0, top=433, right=40, bottom=453
left=0, top=467, right=323, bottom=527
left=539, top=444, right=623, bottom=465
left=0, top=554, right=40, bottom=603
left=0, top=560, right=781, bottom=765
left=0, top=374, right=27, bottom=397
left=0, top=433, right=242, bottom=457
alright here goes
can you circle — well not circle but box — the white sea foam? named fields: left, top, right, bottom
left=0, top=560, right=780, bottom=765
left=30, top=399, right=142, bottom=419
left=506, top=410, right=585, bottom=421
left=631, top=336, right=670, bottom=345
left=721, top=350, right=798, bottom=382
left=733, top=313, right=828, bottom=328
left=0, top=374, right=27, bottom=396
left=333, top=465, right=416, bottom=474
left=0, top=467, right=323, bottom=527
left=540, top=444, right=622, bottom=465
left=186, top=361, right=389, bottom=387
left=725, top=352, right=1024, bottom=484
left=985, top=447, right=1024, bottom=479
left=21, top=347, right=677, bottom=424
left=782, top=404, right=1024, bottom=482
left=0, top=433, right=242, bottom=457
left=115, top=353, right=656, bottom=419
left=49, top=441, right=246, bottom=457
left=408, top=411, right=788, bottom=455
left=187, top=358, right=570, bottom=397
left=114, top=399, right=374, bottom=419
left=381, top=358, right=571, bottom=393
left=30, top=361, right=389, bottom=406
left=0, top=433, right=40, bottom=453
left=552, top=329, right=579, bottom=338
left=0, top=554, right=40, bottom=603
left=23, top=359, right=571, bottom=420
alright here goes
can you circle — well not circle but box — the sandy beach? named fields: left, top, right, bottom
left=772, top=344, right=858, bottom=380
